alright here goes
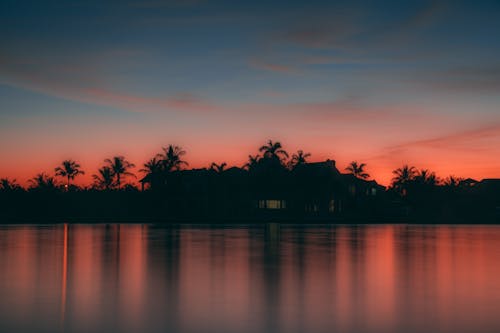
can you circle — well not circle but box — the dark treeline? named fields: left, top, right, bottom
left=0, top=140, right=499, bottom=223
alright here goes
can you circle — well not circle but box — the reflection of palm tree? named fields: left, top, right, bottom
left=345, top=161, right=369, bottom=179
left=157, top=145, right=188, bottom=172
left=210, top=162, right=227, bottom=173
left=92, top=166, right=115, bottom=190
left=289, top=150, right=311, bottom=169
left=243, top=155, right=260, bottom=170
left=259, top=140, right=289, bottom=161
left=55, top=160, right=85, bottom=188
left=29, top=173, right=58, bottom=191
left=392, top=165, right=417, bottom=193
left=0, top=178, right=21, bottom=191
left=104, top=156, right=135, bottom=190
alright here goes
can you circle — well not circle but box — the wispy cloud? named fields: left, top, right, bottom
left=377, top=0, right=447, bottom=44
left=367, top=123, right=500, bottom=164
left=278, top=10, right=361, bottom=49
left=0, top=49, right=220, bottom=114
left=249, top=58, right=297, bottom=74
left=126, top=0, right=206, bottom=8
left=389, top=123, right=500, bottom=150
left=1, top=47, right=419, bottom=119
left=83, top=88, right=219, bottom=113
left=0, top=46, right=428, bottom=121
left=262, top=0, right=449, bottom=67
left=301, top=55, right=367, bottom=65
left=401, top=0, right=447, bottom=31
left=427, top=65, right=500, bottom=93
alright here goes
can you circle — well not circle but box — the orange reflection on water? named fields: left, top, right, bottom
left=118, top=225, right=148, bottom=331
left=60, top=223, right=68, bottom=329
left=0, top=224, right=500, bottom=333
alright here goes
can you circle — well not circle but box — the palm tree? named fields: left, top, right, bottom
left=0, top=178, right=21, bottom=191
left=391, top=165, right=417, bottom=193
left=210, top=162, right=227, bottom=173
left=415, top=169, right=439, bottom=186
left=122, top=183, right=139, bottom=192
left=157, top=145, right=188, bottom=172
left=55, top=159, right=85, bottom=188
left=92, top=166, right=115, bottom=190
left=104, top=156, right=136, bottom=190
left=243, top=154, right=260, bottom=170
left=140, top=157, right=164, bottom=189
left=140, top=157, right=163, bottom=175
left=444, top=175, right=462, bottom=188
left=29, top=173, right=58, bottom=191
left=289, top=150, right=311, bottom=169
left=259, top=140, right=289, bottom=161
left=345, top=161, right=370, bottom=179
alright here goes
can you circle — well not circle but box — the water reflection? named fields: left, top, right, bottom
left=0, top=224, right=499, bottom=333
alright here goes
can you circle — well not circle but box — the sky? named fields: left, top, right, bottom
left=1, top=0, right=500, bottom=186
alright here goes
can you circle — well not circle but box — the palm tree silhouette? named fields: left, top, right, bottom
left=243, top=154, right=260, bottom=170
left=0, top=178, right=21, bottom=191
left=444, top=175, right=462, bottom=188
left=140, top=157, right=163, bottom=175
left=415, top=169, right=439, bottom=186
left=55, top=159, right=85, bottom=188
left=157, top=145, right=188, bottom=172
left=140, top=157, right=163, bottom=189
left=345, top=161, right=370, bottom=179
left=259, top=140, right=289, bottom=161
left=392, top=165, right=417, bottom=194
left=92, top=166, right=115, bottom=190
left=29, top=173, right=58, bottom=191
left=210, top=162, right=227, bottom=173
left=104, top=156, right=135, bottom=190
left=289, top=150, right=311, bottom=169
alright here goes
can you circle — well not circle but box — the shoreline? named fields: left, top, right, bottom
left=1, top=216, right=498, bottom=225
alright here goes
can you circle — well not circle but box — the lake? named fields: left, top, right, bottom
left=0, top=224, right=499, bottom=333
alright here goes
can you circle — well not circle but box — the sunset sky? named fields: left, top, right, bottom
left=1, top=0, right=499, bottom=186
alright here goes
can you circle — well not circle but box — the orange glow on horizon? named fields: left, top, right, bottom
left=2, top=123, right=500, bottom=187
left=2, top=150, right=499, bottom=187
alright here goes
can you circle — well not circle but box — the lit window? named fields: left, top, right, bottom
left=329, top=199, right=335, bottom=212
left=266, top=200, right=284, bottom=209
left=258, top=199, right=286, bottom=209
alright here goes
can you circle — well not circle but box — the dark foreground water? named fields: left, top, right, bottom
left=0, top=224, right=499, bottom=333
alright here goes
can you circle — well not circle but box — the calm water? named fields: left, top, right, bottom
left=0, top=224, right=499, bottom=333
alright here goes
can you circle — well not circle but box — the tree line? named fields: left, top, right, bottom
left=0, top=140, right=469, bottom=193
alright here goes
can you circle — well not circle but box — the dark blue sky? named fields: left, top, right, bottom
left=1, top=0, right=499, bottom=184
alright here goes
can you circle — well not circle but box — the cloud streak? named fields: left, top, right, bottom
left=366, top=123, right=500, bottom=164
left=249, top=58, right=297, bottom=74
left=2, top=48, right=429, bottom=121
left=0, top=50, right=221, bottom=114
left=426, top=65, right=500, bottom=93
left=390, top=123, right=500, bottom=151
left=82, top=89, right=220, bottom=113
